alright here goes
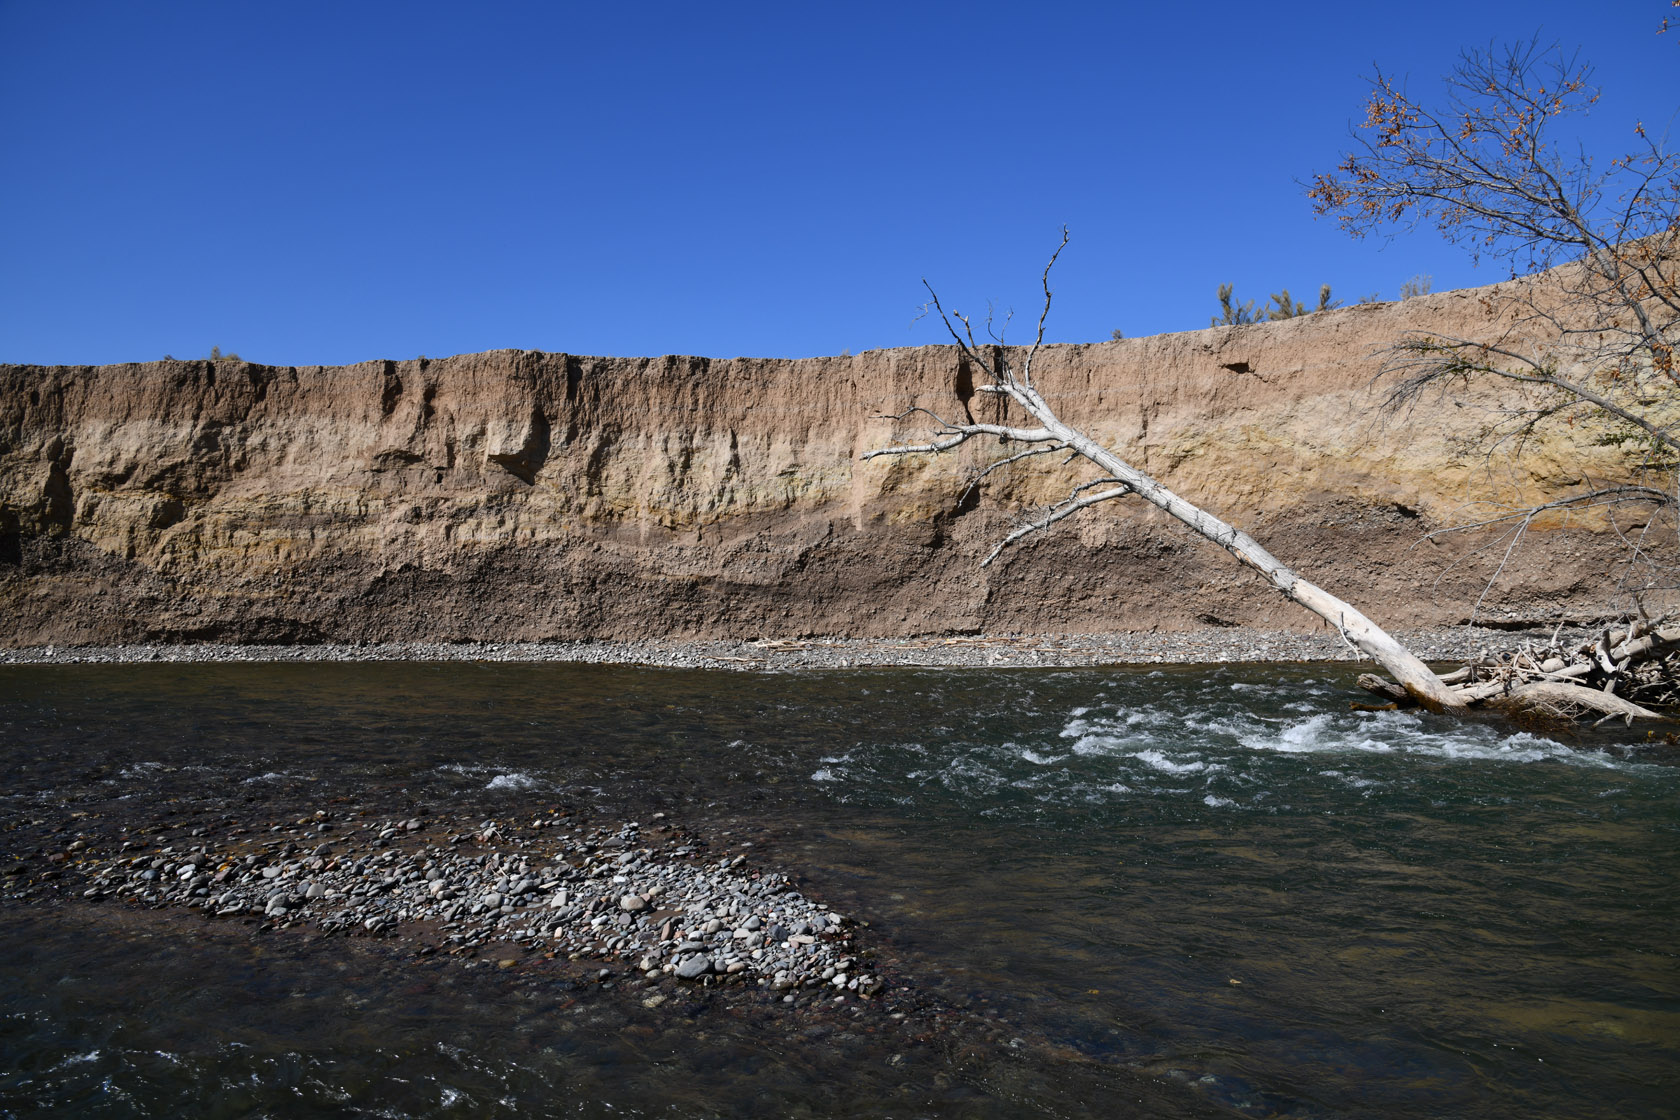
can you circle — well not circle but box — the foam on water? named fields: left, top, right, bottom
left=805, top=669, right=1663, bottom=818
left=241, top=771, right=299, bottom=784
left=1066, top=701, right=1634, bottom=772
left=1132, top=750, right=1213, bottom=775
left=433, top=762, right=545, bottom=791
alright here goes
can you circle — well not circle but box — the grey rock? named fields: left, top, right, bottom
left=675, top=955, right=710, bottom=980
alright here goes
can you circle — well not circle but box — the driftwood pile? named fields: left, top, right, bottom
left=1359, top=620, right=1680, bottom=724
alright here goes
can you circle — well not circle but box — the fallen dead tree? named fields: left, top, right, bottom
left=1307, top=36, right=1680, bottom=722
left=865, top=232, right=1671, bottom=726
left=1358, top=619, right=1680, bottom=724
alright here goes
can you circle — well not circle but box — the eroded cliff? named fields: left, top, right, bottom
left=0, top=277, right=1643, bottom=646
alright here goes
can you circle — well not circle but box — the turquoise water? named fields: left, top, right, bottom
left=1, top=662, right=1676, bottom=1117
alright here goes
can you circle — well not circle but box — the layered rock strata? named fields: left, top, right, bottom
left=0, top=278, right=1649, bottom=646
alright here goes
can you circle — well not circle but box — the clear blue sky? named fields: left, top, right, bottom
left=2, top=1, right=1674, bottom=367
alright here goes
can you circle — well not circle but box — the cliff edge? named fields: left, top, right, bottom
left=0, top=279, right=1636, bottom=646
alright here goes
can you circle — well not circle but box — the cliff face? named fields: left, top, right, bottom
left=0, top=279, right=1642, bottom=646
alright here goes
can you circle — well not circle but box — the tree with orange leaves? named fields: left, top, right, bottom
left=1309, top=38, right=1680, bottom=617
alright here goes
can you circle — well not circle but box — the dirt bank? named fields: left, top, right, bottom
left=0, top=274, right=1640, bottom=647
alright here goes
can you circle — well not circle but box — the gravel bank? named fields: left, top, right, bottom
left=45, top=809, right=876, bottom=1001
left=0, top=625, right=1601, bottom=670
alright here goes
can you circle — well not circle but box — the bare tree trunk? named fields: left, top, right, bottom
left=1485, top=681, right=1660, bottom=722
left=866, top=231, right=1465, bottom=711
left=981, top=382, right=1466, bottom=711
left=873, top=234, right=1677, bottom=722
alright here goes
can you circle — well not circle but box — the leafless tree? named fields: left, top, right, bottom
left=866, top=229, right=1467, bottom=710
left=865, top=229, right=1672, bottom=722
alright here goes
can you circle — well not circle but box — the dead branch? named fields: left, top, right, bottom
left=981, top=484, right=1132, bottom=567
left=1485, top=681, right=1661, bottom=724
left=866, top=231, right=1465, bottom=710
left=1311, top=39, right=1680, bottom=632
left=1360, top=623, right=1680, bottom=721
left=958, top=443, right=1069, bottom=506
left=861, top=422, right=1058, bottom=460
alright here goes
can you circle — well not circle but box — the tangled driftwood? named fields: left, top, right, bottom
left=1358, top=620, right=1680, bottom=724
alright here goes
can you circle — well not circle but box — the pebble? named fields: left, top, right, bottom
left=0, top=626, right=1562, bottom=672
left=52, top=810, right=877, bottom=999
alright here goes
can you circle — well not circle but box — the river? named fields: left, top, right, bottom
left=1, top=661, right=1675, bottom=1117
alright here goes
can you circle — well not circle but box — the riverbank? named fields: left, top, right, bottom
left=0, top=624, right=1596, bottom=670
left=6, top=294, right=1649, bottom=653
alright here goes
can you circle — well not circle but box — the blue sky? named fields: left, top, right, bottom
left=2, top=1, right=1674, bottom=367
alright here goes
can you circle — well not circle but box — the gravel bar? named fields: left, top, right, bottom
left=49, top=810, right=872, bottom=999
left=0, top=626, right=1608, bottom=670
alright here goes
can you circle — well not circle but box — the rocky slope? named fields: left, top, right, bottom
left=0, top=277, right=1648, bottom=647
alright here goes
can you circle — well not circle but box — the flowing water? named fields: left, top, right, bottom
left=1, top=661, right=1676, bottom=1118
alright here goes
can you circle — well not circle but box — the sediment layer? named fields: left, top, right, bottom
left=0, top=277, right=1643, bottom=646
